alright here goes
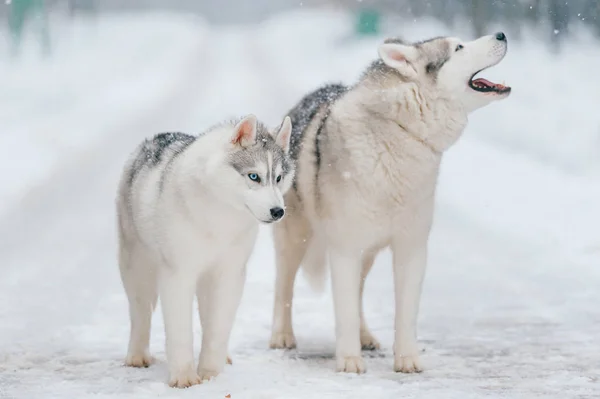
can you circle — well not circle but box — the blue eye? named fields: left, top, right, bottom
left=248, top=173, right=260, bottom=182
left=455, top=44, right=464, bottom=52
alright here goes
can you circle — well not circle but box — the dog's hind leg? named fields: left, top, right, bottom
left=119, top=240, right=158, bottom=368
left=360, top=249, right=381, bottom=351
left=269, top=203, right=311, bottom=350
left=330, top=244, right=365, bottom=373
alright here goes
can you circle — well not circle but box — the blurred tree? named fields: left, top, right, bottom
left=68, top=0, right=97, bottom=17
left=355, top=7, right=381, bottom=36
left=470, top=0, right=490, bottom=37
left=408, top=0, right=427, bottom=18
left=494, top=0, right=524, bottom=40
left=431, top=0, right=461, bottom=28
left=583, top=0, right=600, bottom=37
left=7, top=0, right=50, bottom=57
left=548, top=0, right=569, bottom=50
left=525, top=0, right=543, bottom=23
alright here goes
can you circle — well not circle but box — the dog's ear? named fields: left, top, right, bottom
left=232, top=114, right=258, bottom=147
left=274, top=116, right=292, bottom=153
left=378, top=43, right=419, bottom=80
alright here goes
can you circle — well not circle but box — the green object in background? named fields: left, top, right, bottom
left=8, top=0, right=51, bottom=57
left=356, top=8, right=380, bottom=36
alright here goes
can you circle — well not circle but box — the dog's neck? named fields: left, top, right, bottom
left=356, top=81, right=468, bottom=154
left=395, top=120, right=442, bottom=155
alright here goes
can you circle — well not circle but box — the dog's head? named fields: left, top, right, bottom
left=378, top=32, right=511, bottom=112
left=223, top=114, right=295, bottom=224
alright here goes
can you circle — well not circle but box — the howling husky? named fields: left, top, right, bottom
left=269, top=33, right=511, bottom=374
left=116, top=114, right=294, bottom=387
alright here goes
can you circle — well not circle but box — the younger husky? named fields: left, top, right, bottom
left=116, top=114, right=294, bottom=388
left=270, top=33, right=511, bottom=374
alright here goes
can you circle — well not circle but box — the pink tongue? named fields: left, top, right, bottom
left=473, top=78, right=495, bottom=87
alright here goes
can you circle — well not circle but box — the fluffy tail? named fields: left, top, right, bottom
left=299, top=236, right=327, bottom=292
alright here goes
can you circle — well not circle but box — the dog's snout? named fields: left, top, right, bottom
left=270, top=207, right=285, bottom=221
left=495, top=32, right=506, bottom=42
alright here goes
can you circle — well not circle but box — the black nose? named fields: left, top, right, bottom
left=495, top=32, right=506, bottom=41
left=270, top=207, right=285, bottom=221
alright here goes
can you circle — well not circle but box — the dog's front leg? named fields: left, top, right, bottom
left=391, top=240, right=427, bottom=373
left=159, top=269, right=200, bottom=388
left=330, top=246, right=365, bottom=373
left=197, top=248, right=250, bottom=381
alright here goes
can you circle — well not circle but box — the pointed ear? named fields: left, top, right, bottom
left=378, top=43, right=418, bottom=79
left=231, top=114, right=258, bottom=147
left=274, top=116, right=292, bottom=153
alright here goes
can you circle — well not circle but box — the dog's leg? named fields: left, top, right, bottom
left=119, top=241, right=157, bottom=368
left=330, top=246, right=365, bottom=373
left=359, top=249, right=380, bottom=351
left=270, top=209, right=311, bottom=350
left=159, top=268, right=200, bottom=388
left=391, top=241, right=427, bottom=373
left=197, top=278, right=233, bottom=366
left=197, top=244, right=251, bottom=382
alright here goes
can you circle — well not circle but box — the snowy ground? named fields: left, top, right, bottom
left=0, top=9, right=599, bottom=399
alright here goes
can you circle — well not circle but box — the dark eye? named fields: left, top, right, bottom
left=455, top=44, right=464, bottom=52
left=248, top=173, right=260, bottom=182
left=276, top=175, right=282, bottom=183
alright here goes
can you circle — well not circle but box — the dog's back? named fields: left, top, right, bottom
left=287, top=83, right=347, bottom=161
left=116, top=132, right=197, bottom=245
left=126, top=132, right=196, bottom=189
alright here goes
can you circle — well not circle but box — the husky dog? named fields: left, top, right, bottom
left=116, top=114, right=294, bottom=388
left=269, top=33, right=511, bottom=374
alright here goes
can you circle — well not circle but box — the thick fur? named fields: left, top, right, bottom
left=117, top=114, right=294, bottom=388
left=270, top=34, right=511, bottom=373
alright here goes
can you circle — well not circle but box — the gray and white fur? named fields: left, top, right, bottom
left=269, top=33, right=511, bottom=374
left=116, top=114, right=293, bottom=388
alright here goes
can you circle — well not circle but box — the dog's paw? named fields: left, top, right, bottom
left=226, top=354, right=233, bottom=365
left=394, top=354, right=423, bottom=373
left=269, top=331, right=297, bottom=350
left=360, top=330, right=381, bottom=351
left=198, top=368, right=220, bottom=383
left=168, top=368, right=202, bottom=388
left=124, top=352, right=154, bottom=368
left=336, top=356, right=366, bottom=374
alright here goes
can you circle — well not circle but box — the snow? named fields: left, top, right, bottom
left=0, top=12, right=209, bottom=216
left=1, top=8, right=599, bottom=399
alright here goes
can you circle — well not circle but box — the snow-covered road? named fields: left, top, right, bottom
left=0, top=10, right=598, bottom=399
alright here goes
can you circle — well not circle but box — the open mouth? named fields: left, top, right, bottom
left=469, top=70, right=511, bottom=94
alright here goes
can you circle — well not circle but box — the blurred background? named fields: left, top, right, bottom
left=0, top=1, right=599, bottom=398
left=4, top=0, right=600, bottom=44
